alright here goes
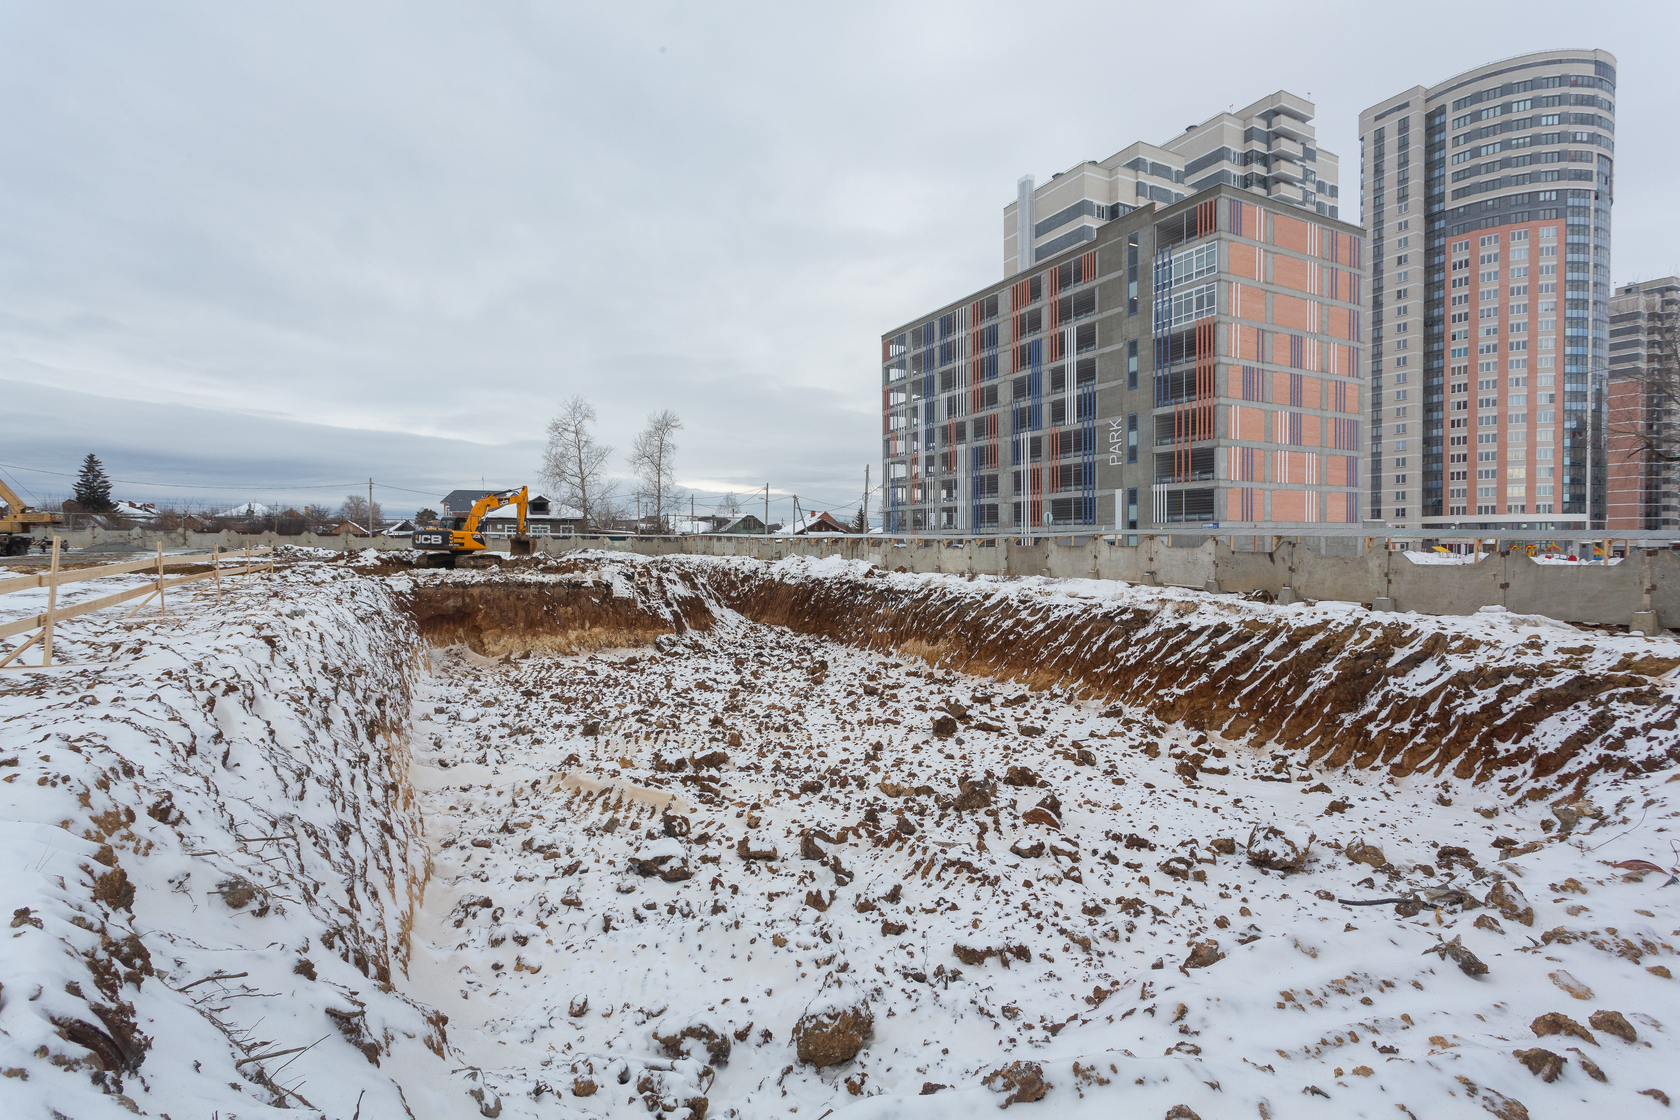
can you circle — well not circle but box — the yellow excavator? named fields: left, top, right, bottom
left=411, top=486, right=532, bottom=568
left=0, top=476, right=64, bottom=556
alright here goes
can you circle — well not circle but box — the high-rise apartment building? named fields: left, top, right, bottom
left=1004, top=92, right=1340, bottom=275
left=881, top=103, right=1367, bottom=536
left=1361, top=50, right=1617, bottom=532
left=1606, top=277, right=1680, bottom=529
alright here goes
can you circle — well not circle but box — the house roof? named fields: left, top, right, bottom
left=441, top=489, right=578, bottom=519
left=441, top=488, right=519, bottom=513
left=670, top=518, right=716, bottom=535
left=777, top=511, right=853, bottom=535
left=480, top=497, right=582, bottom=521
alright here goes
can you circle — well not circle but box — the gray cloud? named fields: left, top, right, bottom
left=0, top=1, right=1673, bottom=518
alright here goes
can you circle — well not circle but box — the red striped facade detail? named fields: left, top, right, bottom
left=1172, top=319, right=1218, bottom=482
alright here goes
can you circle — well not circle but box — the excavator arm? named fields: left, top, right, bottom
left=463, top=487, right=528, bottom=539
left=412, top=486, right=529, bottom=565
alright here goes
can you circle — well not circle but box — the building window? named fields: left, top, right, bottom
left=1127, top=414, right=1138, bottom=462
left=1127, top=340, right=1139, bottom=389
left=1160, top=282, right=1217, bottom=330
left=1127, top=234, right=1140, bottom=315
left=1126, top=487, right=1138, bottom=531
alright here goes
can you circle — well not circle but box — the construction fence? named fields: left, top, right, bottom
left=12, top=526, right=1680, bottom=631
left=0, top=541, right=273, bottom=667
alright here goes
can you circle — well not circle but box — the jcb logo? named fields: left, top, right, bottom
left=414, top=532, right=448, bottom=547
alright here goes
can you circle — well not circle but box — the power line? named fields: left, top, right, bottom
left=0, top=462, right=372, bottom=492
left=0, top=465, right=44, bottom=505
left=0, top=460, right=876, bottom=513
left=0, top=462, right=458, bottom=498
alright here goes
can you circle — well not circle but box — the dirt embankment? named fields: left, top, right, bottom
left=401, top=566, right=715, bottom=657
left=692, top=560, right=1680, bottom=793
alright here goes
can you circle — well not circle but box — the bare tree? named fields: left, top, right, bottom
left=593, top=490, right=633, bottom=531
left=336, top=494, right=382, bottom=528
left=715, top=491, right=741, bottom=518
left=1607, top=311, right=1680, bottom=463
left=629, top=410, right=684, bottom=532
left=541, top=395, right=620, bottom=528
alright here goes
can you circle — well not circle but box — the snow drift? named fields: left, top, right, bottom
left=0, top=565, right=446, bottom=1118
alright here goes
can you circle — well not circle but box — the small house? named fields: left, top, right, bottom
left=716, top=514, right=769, bottom=535
left=780, top=511, right=853, bottom=535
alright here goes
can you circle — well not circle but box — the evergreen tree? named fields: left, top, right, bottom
left=72, top=454, right=115, bottom=512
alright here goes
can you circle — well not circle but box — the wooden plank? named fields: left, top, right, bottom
left=0, top=625, right=43, bottom=668
left=0, top=563, right=267, bottom=642
left=0, top=555, right=161, bottom=595
left=0, top=549, right=264, bottom=598
left=42, top=538, right=59, bottom=665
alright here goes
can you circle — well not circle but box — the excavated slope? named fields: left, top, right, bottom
left=398, top=561, right=713, bottom=657
left=681, top=555, right=1680, bottom=794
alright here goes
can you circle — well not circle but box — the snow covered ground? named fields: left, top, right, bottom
left=2, top=553, right=1678, bottom=1119
left=396, top=563, right=1680, bottom=1120
left=0, top=564, right=443, bottom=1119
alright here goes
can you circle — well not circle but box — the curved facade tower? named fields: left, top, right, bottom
left=1360, top=50, right=1617, bottom=531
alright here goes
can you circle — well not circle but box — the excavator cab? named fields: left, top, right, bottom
left=412, top=487, right=530, bottom=568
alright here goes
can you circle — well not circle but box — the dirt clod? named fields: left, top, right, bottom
left=1532, top=1012, right=1595, bottom=1045
left=792, top=998, right=873, bottom=1067
left=1588, top=1010, right=1637, bottom=1043
left=1512, top=1047, right=1565, bottom=1082
left=983, top=1060, right=1050, bottom=1108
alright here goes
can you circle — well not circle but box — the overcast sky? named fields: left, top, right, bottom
left=1, top=1, right=1674, bottom=519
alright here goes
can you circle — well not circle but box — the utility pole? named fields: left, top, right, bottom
left=368, top=478, right=374, bottom=534
left=862, top=465, right=870, bottom=532
left=793, top=494, right=800, bottom=534
left=764, top=484, right=769, bottom=536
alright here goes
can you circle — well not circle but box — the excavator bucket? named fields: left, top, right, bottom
left=510, top=537, right=532, bottom=557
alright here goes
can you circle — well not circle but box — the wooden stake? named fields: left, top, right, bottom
left=42, top=536, right=59, bottom=666
left=156, top=542, right=165, bottom=617
left=214, top=543, right=221, bottom=604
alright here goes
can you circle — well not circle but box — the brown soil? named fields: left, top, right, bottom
left=691, top=561, right=1680, bottom=790
left=402, top=568, right=713, bottom=657
left=400, top=558, right=1680, bottom=790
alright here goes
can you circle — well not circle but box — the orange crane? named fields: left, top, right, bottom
left=411, top=487, right=531, bottom=568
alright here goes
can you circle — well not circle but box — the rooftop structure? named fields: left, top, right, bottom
left=1003, top=92, right=1340, bottom=275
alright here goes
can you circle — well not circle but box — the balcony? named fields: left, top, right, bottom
left=1270, top=156, right=1305, bottom=183
left=1270, top=136, right=1304, bottom=161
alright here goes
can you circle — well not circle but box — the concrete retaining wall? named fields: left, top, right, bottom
left=27, top=525, right=1675, bottom=629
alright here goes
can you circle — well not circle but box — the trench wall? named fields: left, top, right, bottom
left=400, top=566, right=714, bottom=657
left=682, top=557, right=1680, bottom=794
left=27, top=525, right=1680, bottom=628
